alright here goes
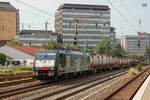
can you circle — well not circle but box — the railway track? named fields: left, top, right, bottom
left=0, top=75, right=32, bottom=82
left=0, top=72, right=34, bottom=87
left=104, top=66, right=150, bottom=100
left=40, top=71, right=127, bottom=100
left=2, top=69, right=128, bottom=100
left=0, top=72, right=32, bottom=82
left=0, top=80, right=53, bottom=99
left=0, top=78, right=35, bottom=87
left=0, top=72, right=32, bottom=77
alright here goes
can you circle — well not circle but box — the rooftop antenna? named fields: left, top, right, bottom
left=22, top=23, right=24, bottom=30
left=45, top=21, right=48, bottom=44
left=29, top=24, right=31, bottom=30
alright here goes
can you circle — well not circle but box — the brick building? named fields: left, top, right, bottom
left=0, top=2, right=19, bottom=46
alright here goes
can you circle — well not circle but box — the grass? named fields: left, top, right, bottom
left=128, top=68, right=139, bottom=76
left=0, top=66, right=33, bottom=74
left=128, top=62, right=148, bottom=76
left=136, top=64, right=142, bottom=71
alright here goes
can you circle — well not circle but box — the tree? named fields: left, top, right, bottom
left=111, top=43, right=126, bottom=57
left=43, top=40, right=62, bottom=50
left=96, top=37, right=111, bottom=55
left=145, top=44, right=150, bottom=56
left=64, top=43, right=75, bottom=50
left=0, top=53, right=6, bottom=65
left=7, top=39, right=23, bottom=46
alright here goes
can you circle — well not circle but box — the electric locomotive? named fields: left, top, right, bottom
left=33, top=50, right=90, bottom=80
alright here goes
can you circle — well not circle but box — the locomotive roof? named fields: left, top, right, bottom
left=58, top=50, right=83, bottom=55
left=36, top=50, right=85, bottom=55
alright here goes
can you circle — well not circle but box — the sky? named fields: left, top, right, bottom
left=0, top=0, right=150, bottom=36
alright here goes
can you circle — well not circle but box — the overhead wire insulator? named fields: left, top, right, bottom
left=74, top=37, right=77, bottom=45
left=137, top=40, right=140, bottom=47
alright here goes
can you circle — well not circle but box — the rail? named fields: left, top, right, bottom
left=104, top=66, right=150, bottom=100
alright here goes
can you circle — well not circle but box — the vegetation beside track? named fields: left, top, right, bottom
left=0, top=66, right=33, bottom=74
left=128, top=61, right=150, bottom=76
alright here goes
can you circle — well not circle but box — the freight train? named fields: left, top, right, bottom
left=33, top=50, right=138, bottom=80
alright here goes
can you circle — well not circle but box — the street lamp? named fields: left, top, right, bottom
left=121, top=33, right=124, bottom=57
left=32, top=33, right=37, bottom=47
left=73, top=17, right=79, bottom=47
left=83, top=22, right=86, bottom=54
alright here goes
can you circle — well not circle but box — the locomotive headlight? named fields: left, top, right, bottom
left=48, top=72, right=51, bottom=76
left=35, top=61, right=39, bottom=64
left=50, top=67, right=54, bottom=70
left=35, top=72, right=38, bottom=76
left=48, top=61, right=51, bottom=63
left=36, top=67, right=39, bottom=70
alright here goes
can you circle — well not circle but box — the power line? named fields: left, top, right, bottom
left=52, top=0, right=62, bottom=5
left=20, top=23, right=51, bottom=30
left=11, top=0, right=55, bottom=30
left=106, top=0, right=138, bottom=33
left=13, top=0, right=54, bottom=16
left=119, top=0, right=143, bottom=31
left=119, top=0, right=137, bottom=22
left=19, top=9, right=50, bottom=19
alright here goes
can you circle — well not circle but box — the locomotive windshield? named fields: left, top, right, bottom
left=35, top=52, right=56, bottom=60
left=34, top=52, right=56, bottom=68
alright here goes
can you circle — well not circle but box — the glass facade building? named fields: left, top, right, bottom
left=122, top=34, right=150, bottom=56
left=18, top=30, right=58, bottom=47
left=55, top=4, right=111, bottom=50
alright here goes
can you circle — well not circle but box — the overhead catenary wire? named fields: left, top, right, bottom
left=19, top=9, right=51, bottom=19
left=10, top=0, right=55, bottom=30
left=119, top=0, right=143, bottom=32
left=52, top=0, right=62, bottom=5
left=106, top=0, right=138, bottom=33
left=19, top=12, right=52, bottom=30
left=13, top=0, right=54, bottom=16
left=119, top=0, right=137, bottom=21
left=20, top=11, right=53, bottom=24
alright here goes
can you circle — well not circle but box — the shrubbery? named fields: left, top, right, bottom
left=0, top=53, right=6, bottom=65
left=128, top=61, right=150, bottom=76
left=128, top=68, right=138, bottom=76
left=0, top=66, right=33, bottom=74
left=136, top=64, right=142, bottom=71
left=18, top=66, right=33, bottom=71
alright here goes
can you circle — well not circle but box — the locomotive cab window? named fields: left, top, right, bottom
left=35, top=53, right=56, bottom=60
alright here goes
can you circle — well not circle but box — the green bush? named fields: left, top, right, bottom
left=0, top=66, right=33, bottom=74
left=140, top=61, right=147, bottom=66
left=128, top=68, right=138, bottom=76
left=136, top=64, right=142, bottom=71
left=147, top=61, right=150, bottom=65
left=19, top=66, right=33, bottom=71
left=0, top=53, right=6, bottom=65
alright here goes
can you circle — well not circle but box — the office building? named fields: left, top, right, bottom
left=18, top=30, right=59, bottom=47
left=110, top=27, right=116, bottom=45
left=55, top=4, right=111, bottom=50
left=122, top=34, right=150, bottom=56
